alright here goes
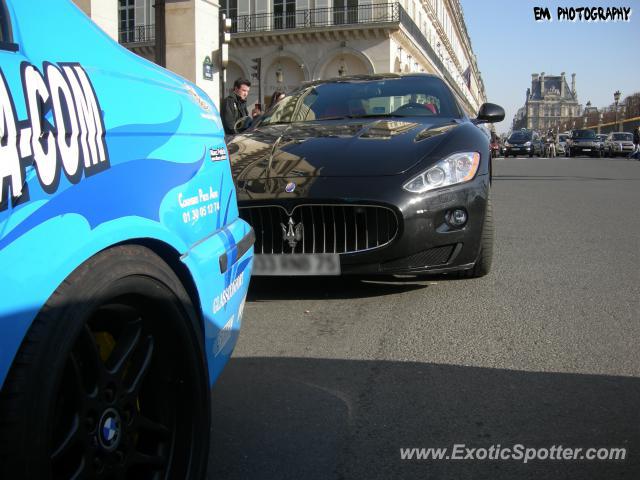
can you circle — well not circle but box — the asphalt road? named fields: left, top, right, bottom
left=209, top=155, right=640, bottom=480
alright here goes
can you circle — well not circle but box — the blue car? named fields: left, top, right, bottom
left=0, top=0, right=253, bottom=477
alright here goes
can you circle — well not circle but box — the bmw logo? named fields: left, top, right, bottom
left=98, top=408, right=122, bottom=451
left=285, top=182, right=296, bottom=193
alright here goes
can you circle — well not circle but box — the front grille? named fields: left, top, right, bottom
left=380, top=245, right=455, bottom=271
left=239, top=205, right=398, bottom=254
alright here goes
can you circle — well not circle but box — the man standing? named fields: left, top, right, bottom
left=221, top=78, right=251, bottom=135
left=631, top=126, right=640, bottom=160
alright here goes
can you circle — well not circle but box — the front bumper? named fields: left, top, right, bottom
left=238, top=174, right=489, bottom=276
left=570, top=144, right=598, bottom=155
left=181, top=219, right=254, bottom=385
left=613, top=144, right=635, bottom=152
left=505, top=145, right=533, bottom=155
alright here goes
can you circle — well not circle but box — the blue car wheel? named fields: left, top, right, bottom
left=0, top=245, right=209, bottom=479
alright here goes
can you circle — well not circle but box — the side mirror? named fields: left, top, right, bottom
left=474, top=103, right=505, bottom=124
left=234, top=115, right=253, bottom=133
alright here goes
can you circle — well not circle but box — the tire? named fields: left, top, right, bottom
left=453, top=193, right=494, bottom=279
left=0, top=245, right=210, bottom=480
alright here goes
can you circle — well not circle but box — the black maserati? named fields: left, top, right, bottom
left=227, top=73, right=504, bottom=277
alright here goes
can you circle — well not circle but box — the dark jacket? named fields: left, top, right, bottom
left=221, top=93, right=249, bottom=135
left=634, top=129, right=640, bottom=145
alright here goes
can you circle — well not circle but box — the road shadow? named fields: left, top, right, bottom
left=209, top=357, right=639, bottom=480
left=247, top=276, right=433, bottom=301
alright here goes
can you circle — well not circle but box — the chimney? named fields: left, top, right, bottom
left=571, top=73, right=576, bottom=96
left=560, top=72, right=565, bottom=97
left=540, top=72, right=545, bottom=96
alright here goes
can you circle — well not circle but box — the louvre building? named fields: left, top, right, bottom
left=514, top=72, right=580, bottom=132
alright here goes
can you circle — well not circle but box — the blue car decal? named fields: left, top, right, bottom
left=0, top=0, right=253, bottom=390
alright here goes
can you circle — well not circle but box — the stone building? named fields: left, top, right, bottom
left=74, top=1, right=485, bottom=113
left=515, top=72, right=580, bottom=132
left=75, top=0, right=223, bottom=109
left=221, top=0, right=486, bottom=114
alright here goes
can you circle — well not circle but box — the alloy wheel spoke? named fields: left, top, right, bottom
left=105, top=318, right=143, bottom=377
left=128, top=450, right=168, bottom=469
left=136, top=414, right=171, bottom=440
left=69, top=456, right=88, bottom=480
left=76, top=324, right=108, bottom=389
left=125, top=335, right=154, bottom=396
left=50, top=412, right=82, bottom=462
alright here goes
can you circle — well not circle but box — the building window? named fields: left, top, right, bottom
left=334, top=0, right=358, bottom=25
left=118, top=0, right=135, bottom=43
left=275, top=0, right=296, bottom=29
left=221, top=0, right=237, bottom=19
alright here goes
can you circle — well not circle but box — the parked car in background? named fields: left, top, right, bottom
left=503, top=129, right=542, bottom=157
left=604, top=132, right=635, bottom=157
left=228, top=73, right=504, bottom=279
left=566, top=129, right=601, bottom=157
left=0, top=1, right=254, bottom=478
left=556, top=133, right=570, bottom=155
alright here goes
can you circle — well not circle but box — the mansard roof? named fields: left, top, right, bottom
left=529, top=75, right=577, bottom=101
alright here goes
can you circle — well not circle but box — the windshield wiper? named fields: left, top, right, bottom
left=346, top=113, right=407, bottom=119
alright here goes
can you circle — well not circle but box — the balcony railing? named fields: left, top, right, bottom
left=119, top=24, right=155, bottom=45
left=232, top=3, right=399, bottom=33
left=230, top=2, right=474, bottom=109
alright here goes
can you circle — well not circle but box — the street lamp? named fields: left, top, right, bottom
left=613, top=90, right=621, bottom=131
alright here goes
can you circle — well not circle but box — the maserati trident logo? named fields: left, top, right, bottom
left=281, top=217, right=303, bottom=249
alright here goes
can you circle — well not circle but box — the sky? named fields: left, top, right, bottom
left=459, top=0, right=640, bottom=134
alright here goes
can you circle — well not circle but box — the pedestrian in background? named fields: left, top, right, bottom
left=546, top=129, right=556, bottom=158
left=251, top=103, right=263, bottom=118
left=268, top=90, right=286, bottom=110
left=631, top=126, right=640, bottom=160
left=221, top=77, right=251, bottom=135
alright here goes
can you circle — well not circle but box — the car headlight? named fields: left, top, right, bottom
left=524, top=141, right=532, bottom=146
left=403, top=152, right=481, bottom=194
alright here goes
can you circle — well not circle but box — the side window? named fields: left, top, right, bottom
left=0, top=0, right=18, bottom=51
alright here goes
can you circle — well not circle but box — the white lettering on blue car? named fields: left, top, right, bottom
left=212, top=271, right=244, bottom=313
left=0, top=62, right=109, bottom=211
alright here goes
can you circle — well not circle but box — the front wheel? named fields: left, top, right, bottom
left=0, top=245, right=210, bottom=480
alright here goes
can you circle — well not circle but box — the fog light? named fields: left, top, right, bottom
left=447, top=208, right=467, bottom=227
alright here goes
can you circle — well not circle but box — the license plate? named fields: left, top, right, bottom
left=583, top=148, right=591, bottom=151
left=253, top=254, right=341, bottom=276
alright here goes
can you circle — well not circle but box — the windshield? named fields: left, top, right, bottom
left=258, top=76, right=463, bottom=126
left=612, top=133, right=633, bottom=141
left=558, top=135, right=568, bottom=142
left=573, top=130, right=596, bottom=139
left=508, top=132, right=532, bottom=142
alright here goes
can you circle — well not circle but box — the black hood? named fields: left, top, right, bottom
left=228, top=118, right=459, bottom=180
